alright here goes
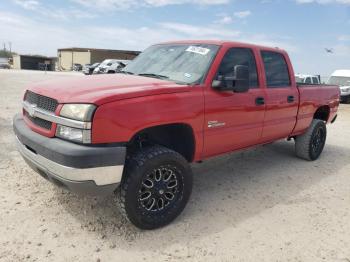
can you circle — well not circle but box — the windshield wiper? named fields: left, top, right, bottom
left=138, top=73, right=169, bottom=79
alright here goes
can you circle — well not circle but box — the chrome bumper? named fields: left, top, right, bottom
left=16, top=136, right=124, bottom=186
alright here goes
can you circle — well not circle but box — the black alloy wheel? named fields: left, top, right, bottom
left=138, top=166, right=182, bottom=213
left=118, top=145, right=192, bottom=230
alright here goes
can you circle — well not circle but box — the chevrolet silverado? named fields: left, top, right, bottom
left=13, top=40, right=340, bottom=229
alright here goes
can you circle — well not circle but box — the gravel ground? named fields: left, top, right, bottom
left=1, top=69, right=350, bottom=262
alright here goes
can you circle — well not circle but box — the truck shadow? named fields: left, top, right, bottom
left=54, top=140, right=350, bottom=250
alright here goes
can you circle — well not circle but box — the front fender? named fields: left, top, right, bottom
left=91, top=88, right=205, bottom=160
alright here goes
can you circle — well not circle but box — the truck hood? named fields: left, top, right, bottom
left=27, top=74, right=190, bottom=105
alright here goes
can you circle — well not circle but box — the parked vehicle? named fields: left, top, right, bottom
left=13, top=41, right=340, bottom=230
left=327, top=70, right=350, bottom=103
left=93, top=59, right=126, bottom=74
left=295, top=74, right=320, bottom=85
left=38, top=63, right=52, bottom=71
left=82, top=63, right=100, bottom=75
left=106, top=60, right=129, bottom=74
left=72, top=63, right=83, bottom=71
left=0, top=58, right=10, bottom=69
left=0, top=63, right=10, bottom=69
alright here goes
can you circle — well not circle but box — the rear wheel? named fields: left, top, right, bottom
left=295, top=119, right=327, bottom=161
left=117, top=145, right=192, bottom=229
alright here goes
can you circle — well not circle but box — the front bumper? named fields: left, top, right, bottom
left=13, top=114, right=126, bottom=195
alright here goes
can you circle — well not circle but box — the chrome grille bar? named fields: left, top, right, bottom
left=23, top=101, right=92, bottom=130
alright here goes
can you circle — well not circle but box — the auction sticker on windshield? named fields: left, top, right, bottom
left=186, top=46, right=210, bottom=55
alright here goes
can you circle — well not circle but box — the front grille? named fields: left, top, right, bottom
left=25, top=111, right=52, bottom=130
left=25, top=90, right=58, bottom=112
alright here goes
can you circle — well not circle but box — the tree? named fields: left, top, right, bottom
left=0, top=50, right=16, bottom=58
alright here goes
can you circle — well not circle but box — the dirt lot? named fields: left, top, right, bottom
left=0, top=69, right=349, bottom=262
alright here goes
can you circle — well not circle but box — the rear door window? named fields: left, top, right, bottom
left=312, top=77, right=319, bottom=84
left=261, top=51, right=291, bottom=88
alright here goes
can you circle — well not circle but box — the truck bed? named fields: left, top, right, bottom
left=292, top=84, right=340, bottom=136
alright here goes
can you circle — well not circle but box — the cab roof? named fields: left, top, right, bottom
left=295, top=74, right=319, bottom=78
left=159, top=40, right=287, bottom=53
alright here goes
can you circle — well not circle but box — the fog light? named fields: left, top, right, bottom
left=56, top=125, right=91, bottom=143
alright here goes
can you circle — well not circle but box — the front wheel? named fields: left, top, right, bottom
left=295, top=119, right=327, bottom=161
left=117, top=145, right=193, bottom=230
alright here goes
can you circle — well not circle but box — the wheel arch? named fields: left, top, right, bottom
left=127, top=123, right=196, bottom=162
left=313, top=105, right=330, bottom=122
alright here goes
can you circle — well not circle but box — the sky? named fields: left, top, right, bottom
left=0, top=0, right=349, bottom=77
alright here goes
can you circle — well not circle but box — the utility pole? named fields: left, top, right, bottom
left=8, top=42, right=12, bottom=53
left=3, top=43, right=6, bottom=52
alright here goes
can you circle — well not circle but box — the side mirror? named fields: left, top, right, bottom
left=212, top=65, right=250, bottom=93
left=232, top=65, right=249, bottom=93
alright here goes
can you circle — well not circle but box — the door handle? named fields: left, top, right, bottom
left=255, top=97, right=265, bottom=106
left=287, top=95, right=295, bottom=103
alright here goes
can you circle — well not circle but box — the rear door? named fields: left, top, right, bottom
left=259, top=50, right=299, bottom=142
left=203, top=46, right=266, bottom=157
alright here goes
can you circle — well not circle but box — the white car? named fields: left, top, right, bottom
left=295, top=74, right=320, bottom=85
left=327, top=70, right=350, bottom=104
left=93, top=59, right=129, bottom=74
left=105, top=60, right=129, bottom=74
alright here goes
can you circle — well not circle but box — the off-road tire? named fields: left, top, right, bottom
left=117, top=145, right=192, bottom=230
left=295, top=119, right=327, bottom=161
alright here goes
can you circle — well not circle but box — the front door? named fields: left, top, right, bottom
left=203, top=47, right=266, bottom=158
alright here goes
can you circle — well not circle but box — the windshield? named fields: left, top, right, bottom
left=328, top=76, right=350, bottom=86
left=122, top=44, right=220, bottom=84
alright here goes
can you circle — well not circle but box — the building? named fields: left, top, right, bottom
left=12, top=54, right=57, bottom=71
left=57, top=47, right=140, bottom=71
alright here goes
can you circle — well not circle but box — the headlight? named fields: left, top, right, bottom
left=60, top=104, right=96, bottom=121
left=57, top=104, right=96, bottom=143
left=56, top=125, right=91, bottom=143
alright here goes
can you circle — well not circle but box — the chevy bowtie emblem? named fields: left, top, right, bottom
left=27, top=104, right=37, bottom=117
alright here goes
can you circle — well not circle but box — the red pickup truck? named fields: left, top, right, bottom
left=13, top=40, right=340, bottom=229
